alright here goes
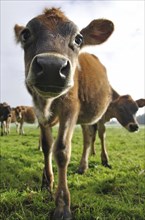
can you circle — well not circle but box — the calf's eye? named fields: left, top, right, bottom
left=21, top=29, right=31, bottom=43
left=74, top=34, right=83, bottom=47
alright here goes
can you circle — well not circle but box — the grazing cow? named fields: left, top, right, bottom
left=14, top=7, right=114, bottom=219
left=0, top=102, right=11, bottom=136
left=78, top=89, right=145, bottom=173
left=7, top=108, right=21, bottom=133
left=14, top=106, right=37, bottom=134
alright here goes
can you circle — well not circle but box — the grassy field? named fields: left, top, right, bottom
left=0, top=125, right=145, bottom=220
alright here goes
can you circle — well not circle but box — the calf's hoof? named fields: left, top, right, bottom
left=41, top=169, right=54, bottom=194
left=76, top=167, right=86, bottom=175
left=90, top=151, right=96, bottom=156
left=53, top=207, right=72, bottom=220
left=102, top=162, right=112, bottom=169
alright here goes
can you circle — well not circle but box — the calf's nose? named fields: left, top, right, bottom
left=128, top=123, right=139, bottom=132
left=32, top=55, right=70, bottom=81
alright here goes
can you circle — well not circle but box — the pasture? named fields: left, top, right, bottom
left=0, top=125, right=145, bottom=220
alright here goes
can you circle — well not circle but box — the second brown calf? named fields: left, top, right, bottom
left=78, top=92, right=145, bottom=173
left=14, top=106, right=37, bottom=134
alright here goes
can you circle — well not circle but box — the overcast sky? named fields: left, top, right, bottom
left=1, top=0, right=144, bottom=115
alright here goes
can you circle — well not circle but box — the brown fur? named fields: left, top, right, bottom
left=78, top=94, right=145, bottom=173
left=14, top=7, right=114, bottom=219
left=14, top=106, right=37, bottom=134
left=43, top=7, right=68, bottom=21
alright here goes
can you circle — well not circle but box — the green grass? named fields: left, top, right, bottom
left=0, top=125, right=145, bottom=220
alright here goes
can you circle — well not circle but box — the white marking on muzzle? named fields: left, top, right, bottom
left=27, top=53, right=75, bottom=93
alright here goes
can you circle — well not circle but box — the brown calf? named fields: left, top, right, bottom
left=14, top=106, right=37, bottom=134
left=14, top=7, right=114, bottom=219
left=78, top=89, right=145, bottom=173
left=5, top=109, right=20, bottom=134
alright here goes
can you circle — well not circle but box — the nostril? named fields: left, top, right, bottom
left=31, top=57, right=43, bottom=77
left=59, top=60, right=70, bottom=79
left=35, top=57, right=44, bottom=76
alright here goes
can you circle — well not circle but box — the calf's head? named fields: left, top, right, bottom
left=14, top=106, right=26, bottom=121
left=14, top=7, right=114, bottom=99
left=111, top=95, right=140, bottom=132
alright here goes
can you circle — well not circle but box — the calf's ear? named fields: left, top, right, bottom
left=136, top=99, right=145, bottom=108
left=14, top=24, right=25, bottom=43
left=80, top=19, right=114, bottom=47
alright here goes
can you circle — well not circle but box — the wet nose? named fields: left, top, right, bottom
left=32, top=55, right=70, bottom=81
left=128, top=123, right=139, bottom=132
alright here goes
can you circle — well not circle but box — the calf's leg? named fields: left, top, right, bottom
left=1, top=122, right=4, bottom=136
left=19, top=122, right=25, bottom=135
left=77, top=125, right=93, bottom=174
left=53, top=116, right=77, bottom=220
left=98, top=122, right=111, bottom=168
left=40, top=124, right=54, bottom=192
left=90, top=124, right=98, bottom=155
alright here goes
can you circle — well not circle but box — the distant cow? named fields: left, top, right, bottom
left=14, top=7, right=114, bottom=219
left=77, top=92, right=145, bottom=173
left=0, top=102, right=11, bottom=136
left=14, top=106, right=37, bottom=134
left=7, top=109, right=20, bottom=133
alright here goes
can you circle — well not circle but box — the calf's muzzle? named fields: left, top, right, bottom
left=127, top=122, right=139, bottom=132
left=27, top=54, right=72, bottom=96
